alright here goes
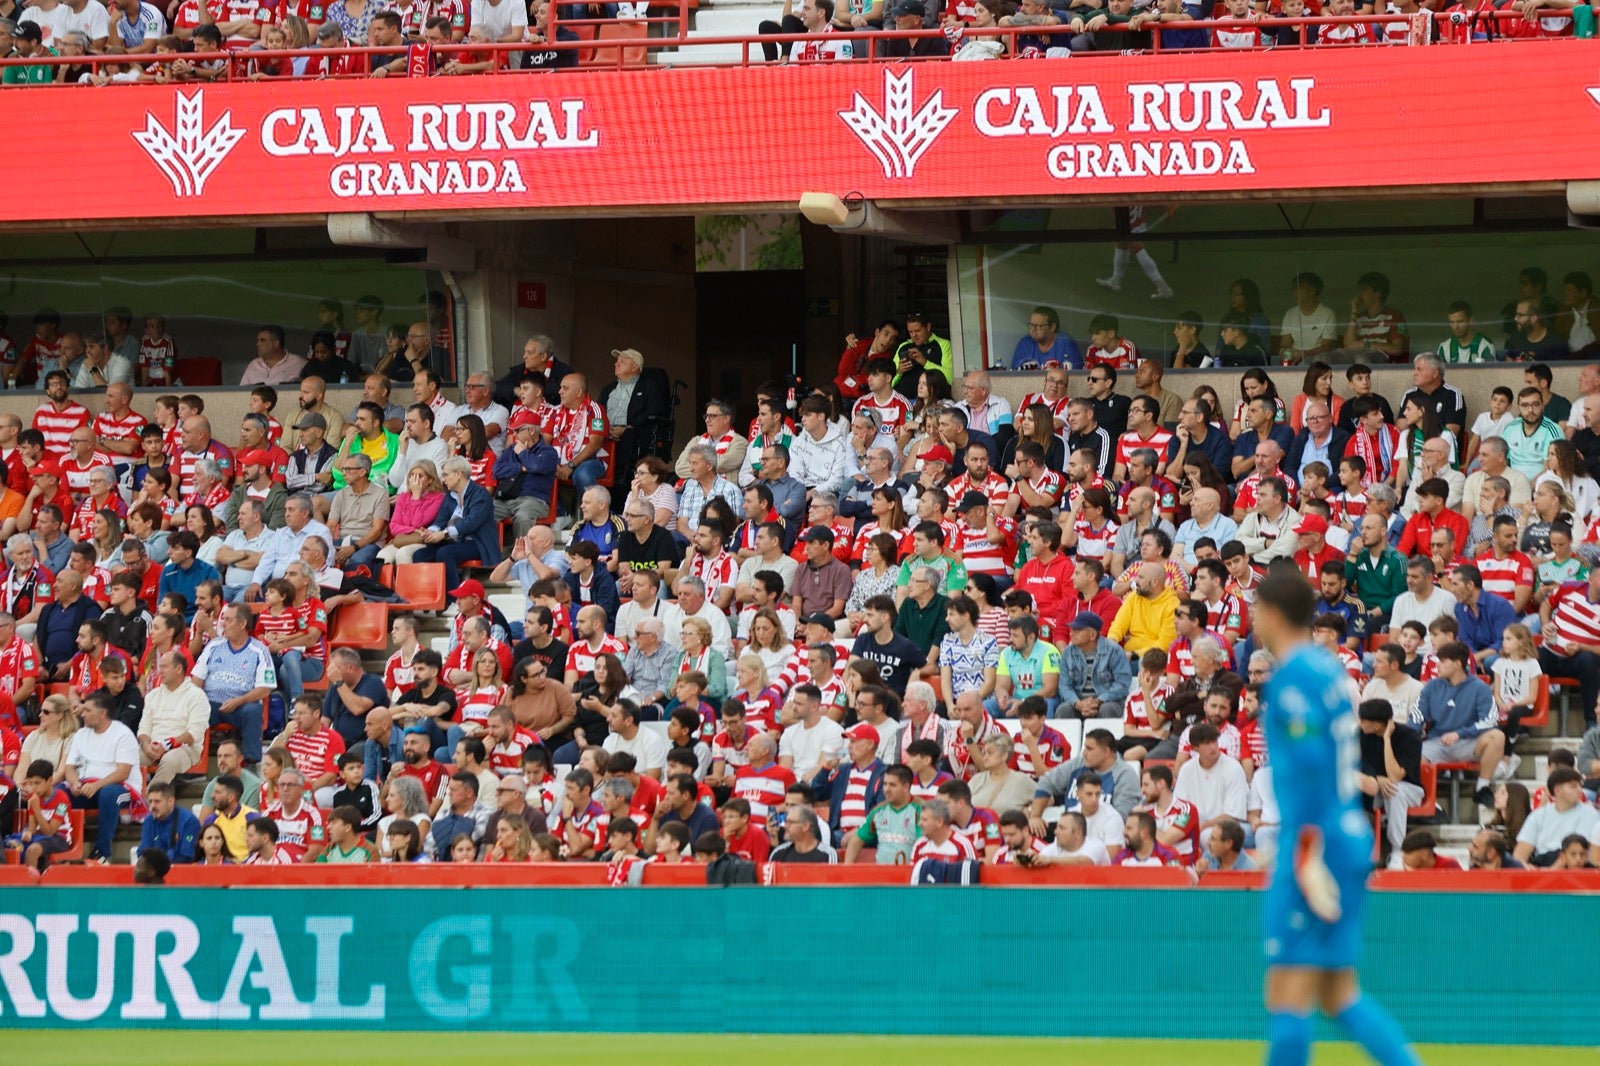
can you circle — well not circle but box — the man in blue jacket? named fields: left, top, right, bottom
left=139, top=780, right=200, bottom=863
left=1450, top=563, right=1514, bottom=671
left=492, top=419, right=559, bottom=540
left=810, top=722, right=886, bottom=840
left=1058, top=612, right=1133, bottom=719
left=414, top=456, right=501, bottom=592
left=1418, top=640, right=1506, bottom=809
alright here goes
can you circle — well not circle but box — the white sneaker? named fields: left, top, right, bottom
left=1095, top=277, right=1122, bottom=292
left=1150, top=286, right=1174, bottom=299
left=1493, top=753, right=1522, bottom=781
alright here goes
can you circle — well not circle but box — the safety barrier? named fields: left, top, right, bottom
left=0, top=12, right=1587, bottom=82
left=0, top=883, right=1588, bottom=1041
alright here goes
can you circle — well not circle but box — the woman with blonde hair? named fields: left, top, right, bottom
left=729, top=653, right=784, bottom=731
left=378, top=459, right=446, bottom=565
left=20, top=694, right=77, bottom=783
left=91, top=510, right=125, bottom=568
left=487, top=813, right=535, bottom=862
left=746, top=608, right=798, bottom=694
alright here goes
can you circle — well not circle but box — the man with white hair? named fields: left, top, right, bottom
left=954, top=370, right=1013, bottom=439
left=672, top=575, right=733, bottom=658
left=1461, top=437, right=1532, bottom=520
left=896, top=679, right=952, bottom=762
left=494, top=335, right=571, bottom=409
left=1400, top=351, right=1465, bottom=440
left=244, top=494, right=332, bottom=601
left=676, top=445, right=740, bottom=541
left=459, top=371, right=510, bottom=454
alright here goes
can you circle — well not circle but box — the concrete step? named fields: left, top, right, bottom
left=658, top=0, right=781, bottom=65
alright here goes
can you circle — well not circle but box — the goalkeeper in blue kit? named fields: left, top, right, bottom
left=1252, top=574, right=1420, bottom=1066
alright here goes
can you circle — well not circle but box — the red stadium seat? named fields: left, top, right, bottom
left=5, top=810, right=85, bottom=865
left=393, top=563, right=447, bottom=612
left=328, top=602, right=389, bottom=651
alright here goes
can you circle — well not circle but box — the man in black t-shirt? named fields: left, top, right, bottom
left=616, top=504, right=683, bottom=597
left=511, top=605, right=567, bottom=677
left=391, top=649, right=458, bottom=753
left=1356, top=697, right=1424, bottom=865
left=769, top=803, right=838, bottom=863
left=849, top=596, right=928, bottom=697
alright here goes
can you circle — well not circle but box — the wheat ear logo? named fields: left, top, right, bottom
left=839, top=68, right=958, bottom=180
left=132, top=90, right=248, bottom=198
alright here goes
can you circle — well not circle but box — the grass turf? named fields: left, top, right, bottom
left=9, top=1032, right=1596, bottom=1064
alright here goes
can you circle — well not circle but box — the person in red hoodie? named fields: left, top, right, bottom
left=1013, top=518, right=1075, bottom=642
left=1059, top=558, right=1123, bottom=631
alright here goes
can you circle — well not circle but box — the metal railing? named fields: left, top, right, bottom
left=0, top=9, right=1585, bottom=83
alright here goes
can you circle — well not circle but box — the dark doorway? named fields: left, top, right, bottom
left=694, top=270, right=805, bottom=425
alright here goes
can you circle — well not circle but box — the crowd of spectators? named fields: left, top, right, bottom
left=6, top=279, right=1600, bottom=881
left=0, top=0, right=594, bottom=83
left=0, top=0, right=1584, bottom=85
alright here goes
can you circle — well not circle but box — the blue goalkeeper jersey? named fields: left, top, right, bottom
left=1262, top=643, right=1374, bottom=968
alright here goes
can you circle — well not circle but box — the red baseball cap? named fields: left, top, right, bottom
left=1293, top=514, right=1329, bottom=536
left=449, top=578, right=486, bottom=600
left=509, top=409, right=539, bottom=432
left=844, top=723, right=880, bottom=746
left=922, top=444, right=954, bottom=465
left=238, top=449, right=270, bottom=468
left=29, top=459, right=59, bottom=479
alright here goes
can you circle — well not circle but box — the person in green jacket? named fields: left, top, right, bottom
left=1348, top=511, right=1409, bottom=627
left=332, top=401, right=400, bottom=492
left=892, top=313, right=953, bottom=395
left=3, top=25, right=56, bottom=85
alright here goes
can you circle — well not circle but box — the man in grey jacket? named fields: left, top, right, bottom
left=1026, top=726, right=1141, bottom=838
left=1057, top=611, right=1132, bottom=719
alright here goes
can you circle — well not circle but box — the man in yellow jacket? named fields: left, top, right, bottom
left=1106, top=562, right=1179, bottom=657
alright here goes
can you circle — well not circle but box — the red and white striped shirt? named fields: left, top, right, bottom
left=490, top=726, right=542, bottom=777
left=285, top=727, right=346, bottom=782
left=1201, top=594, right=1249, bottom=637
left=712, top=728, right=754, bottom=771
left=1085, top=339, right=1139, bottom=371
left=59, top=452, right=116, bottom=500
left=996, top=837, right=1049, bottom=865
left=547, top=398, right=608, bottom=466
left=1124, top=682, right=1172, bottom=731
left=1212, top=12, right=1263, bottom=47
left=1475, top=550, right=1534, bottom=605
left=1010, top=470, right=1065, bottom=510
left=686, top=549, right=739, bottom=593
left=454, top=683, right=508, bottom=728
left=175, top=442, right=235, bottom=497
left=733, top=762, right=795, bottom=831
left=1116, top=428, right=1174, bottom=470
left=384, top=646, right=418, bottom=695
left=1331, top=490, right=1368, bottom=524
left=1071, top=517, right=1118, bottom=561
left=1153, top=795, right=1200, bottom=861
left=93, top=410, right=147, bottom=455
left=910, top=832, right=977, bottom=864
left=1019, top=392, right=1071, bottom=429
left=261, top=800, right=326, bottom=862
left=1009, top=724, right=1070, bottom=776
left=955, top=518, right=1010, bottom=576
left=254, top=607, right=300, bottom=647
left=837, top=762, right=876, bottom=831
left=854, top=393, right=912, bottom=440
left=1546, top=582, right=1600, bottom=653
left=564, top=635, right=628, bottom=679
left=1234, top=471, right=1298, bottom=513
left=946, top=470, right=1012, bottom=511
left=32, top=402, right=90, bottom=460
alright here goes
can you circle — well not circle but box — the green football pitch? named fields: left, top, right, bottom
left=11, top=1032, right=1596, bottom=1064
